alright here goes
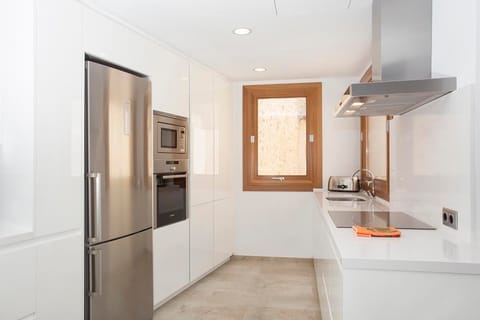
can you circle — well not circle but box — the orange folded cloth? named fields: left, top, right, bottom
left=352, top=225, right=401, bottom=238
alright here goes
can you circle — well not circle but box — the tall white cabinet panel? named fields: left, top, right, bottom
left=0, top=0, right=35, bottom=234
left=190, top=202, right=214, bottom=281
left=152, top=50, right=189, bottom=117
left=189, top=62, right=215, bottom=206
left=213, top=74, right=233, bottom=201
left=36, top=233, right=83, bottom=320
left=153, top=220, right=190, bottom=306
left=214, top=198, right=234, bottom=265
left=35, top=0, right=84, bottom=236
left=0, top=247, right=36, bottom=320
left=83, top=8, right=157, bottom=76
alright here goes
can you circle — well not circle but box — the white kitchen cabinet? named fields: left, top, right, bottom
left=151, top=50, right=189, bottom=117
left=313, top=192, right=480, bottom=320
left=214, top=198, right=234, bottom=265
left=83, top=7, right=157, bottom=76
left=189, top=66, right=233, bottom=283
left=213, top=74, right=233, bottom=201
left=189, top=61, right=215, bottom=206
left=0, top=247, right=36, bottom=320
left=0, top=0, right=35, bottom=237
left=36, top=233, right=83, bottom=320
left=34, top=0, right=84, bottom=236
left=313, top=200, right=343, bottom=320
left=190, top=202, right=214, bottom=281
left=153, top=220, right=190, bottom=306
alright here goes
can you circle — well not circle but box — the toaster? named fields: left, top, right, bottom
left=328, top=176, right=360, bottom=192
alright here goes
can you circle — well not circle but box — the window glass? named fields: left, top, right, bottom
left=257, top=97, right=307, bottom=176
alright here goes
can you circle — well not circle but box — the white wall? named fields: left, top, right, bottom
left=389, top=0, right=478, bottom=242
left=233, top=78, right=360, bottom=258
left=474, top=1, right=480, bottom=243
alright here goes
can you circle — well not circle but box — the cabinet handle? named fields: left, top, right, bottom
left=271, top=177, right=285, bottom=182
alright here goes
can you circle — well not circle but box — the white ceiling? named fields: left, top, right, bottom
left=85, top=0, right=373, bottom=81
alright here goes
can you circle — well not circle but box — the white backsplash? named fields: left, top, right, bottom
left=388, top=0, right=479, bottom=243
left=389, top=85, right=475, bottom=242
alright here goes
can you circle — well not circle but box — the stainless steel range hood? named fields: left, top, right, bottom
left=335, top=0, right=457, bottom=118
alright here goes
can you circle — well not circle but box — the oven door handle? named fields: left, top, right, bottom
left=162, top=174, right=187, bottom=179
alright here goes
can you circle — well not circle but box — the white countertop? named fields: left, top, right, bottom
left=314, top=191, right=480, bottom=275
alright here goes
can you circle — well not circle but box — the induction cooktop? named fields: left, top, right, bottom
left=328, top=211, right=436, bottom=230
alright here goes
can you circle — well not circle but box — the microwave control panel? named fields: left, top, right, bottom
left=178, top=127, right=186, bottom=152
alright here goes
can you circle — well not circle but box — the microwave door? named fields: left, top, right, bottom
left=160, top=127, right=178, bottom=150
left=156, top=122, right=186, bottom=154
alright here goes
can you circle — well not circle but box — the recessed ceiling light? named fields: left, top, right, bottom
left=253, top=67, right=267, bottom=72
left=233, top=27, right=252, bottom=36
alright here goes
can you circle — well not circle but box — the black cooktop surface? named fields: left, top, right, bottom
left=328, top=211, right=436, bottom=230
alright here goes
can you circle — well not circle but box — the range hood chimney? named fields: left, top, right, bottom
left=335, top=0, right=456, bottom=118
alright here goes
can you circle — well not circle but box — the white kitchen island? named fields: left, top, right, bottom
left=313, top=191, right=480, bottom=320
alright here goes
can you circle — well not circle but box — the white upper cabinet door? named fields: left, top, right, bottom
left=83, top=7, right=157, bottom=76
left=214, top=198, right=234, bottom=266
left=151, top=50, right=189, bottom=117
left=84, top=7, right=190, bottom=117
left=189, top=61, right=214, bottom=206
left=36, top=233, right=83, bottom=320
left=153, top=220, right=190, bottom=306
left=0, top=246, right=36, bottom=320
left=35, top=0, right=84, bottom=236
left=190, top=202, right=214, bottom=281
left=213, top=74, right=233, bottom=201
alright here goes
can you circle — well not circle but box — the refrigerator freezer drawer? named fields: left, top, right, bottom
left=88, top=228, right=153, bottom=320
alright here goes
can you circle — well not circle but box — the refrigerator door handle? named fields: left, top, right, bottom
left=87, top=172, right=102, bottom=243
left=89, top=249, right=103, bottom=296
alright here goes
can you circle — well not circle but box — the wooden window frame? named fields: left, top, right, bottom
left=243, top=83, right=322, bottom=192
left=360, top=66, right=390, bottom=201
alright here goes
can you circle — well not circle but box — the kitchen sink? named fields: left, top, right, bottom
left=326, top=197, right=366, bottom=202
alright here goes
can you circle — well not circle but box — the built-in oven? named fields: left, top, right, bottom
left=154, top=111, right=187, bottom=156
left=153, top=111, right=189, bottom=229
left=154, top=171, right=187, bottom=228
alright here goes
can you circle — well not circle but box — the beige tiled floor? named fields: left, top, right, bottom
left=154, top=256, right=321, bottom=320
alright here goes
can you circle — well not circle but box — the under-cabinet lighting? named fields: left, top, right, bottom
left=352, top=102, right=365, bottom=108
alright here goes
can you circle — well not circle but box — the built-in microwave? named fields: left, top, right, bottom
left=154, top=111, right=187, bottom=156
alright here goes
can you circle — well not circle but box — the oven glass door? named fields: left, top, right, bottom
left=155, top=173, right=187, bottom=228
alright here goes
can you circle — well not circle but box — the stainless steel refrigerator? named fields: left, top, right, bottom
left=85, top=60, right=153, bottom=320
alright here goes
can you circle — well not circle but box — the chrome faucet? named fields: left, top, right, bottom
left=352, top=169, right=375, bottom=198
